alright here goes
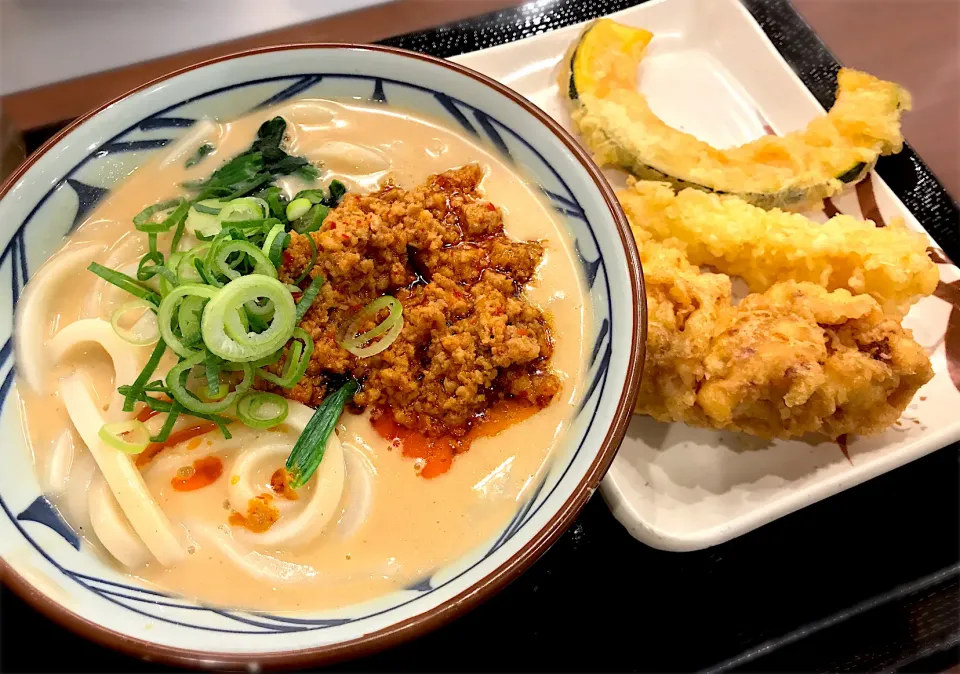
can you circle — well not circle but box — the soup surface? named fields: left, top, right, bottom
left=16, top=99, right=589, bottom=611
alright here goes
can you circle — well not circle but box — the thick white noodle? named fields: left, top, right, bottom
left=88, top=473, right=151, bottom=569
left=16, top=243, right=106, bottom=394
left=43, top=429, right=78, bottom=496
left=227, top=402, right=346, bottom=549
left=158, top=120, right=220, bottom=169
left=187, top=519, right=321, bottom=584
left=57, top=445, right=96, bottom=539
left=337, top=436, right=375, bottom=539
left=61, top=375, right=185, bottom=567
left=48, top=318, right=144, bottom=422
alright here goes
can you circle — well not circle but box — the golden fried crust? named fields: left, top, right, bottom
left=624, top=192, right=934, bottom=440
left=619, top=180, right=939, bottom=317
left=632, top=230, right=729, bottom=425
left=695, top=282, right=932, bottom=439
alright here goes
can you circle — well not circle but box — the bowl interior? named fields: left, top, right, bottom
left=0, top=45, right=642, bottom=664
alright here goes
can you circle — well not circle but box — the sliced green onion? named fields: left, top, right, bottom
left=286, top=378, right=358, bottom=488
left=176, top=244, right=210, bottom=284
left=177, top=294, right=206, bottom=347
left=204, top=348, right=223, bottom=397
left=166, top=351, right=253, bottom=415
left=122, top=338, right=168, bottom=412
left=256, top=328, right=314, bottom=388
left=136, top=251, right=165, bottom=281
left=292, top=204, right=329, bottom=234
left=258, top=186, right=288, bottom=221
left=88, top=262, right=161, bottom=306
left=250, top=347, right=285, bottom=369
left=160, top=252, right=182, bottom=295
left=268, top=232, right=288, bottom=269
left=111, top=300, right=160, bottom=346
left=170, top=211, right=187, bottom=254
left=294, top=232, right=318, bottom=285
left=98, top=420, right=151, bottom=455
left=194, top=257, right=218, bottom=285
left=201, top=275, right=296, bottom=362
left=295, top=274, right=325, bottom=323
left=220, top=197, right=268, bottom=223
left=150, top=401, right=183, bottom=443
left=245, top=298, right=275, bottom=319
left=118, top=384, right=231, bottom=433
left=166, top=252, right=184, bottom=272
left=220, top=218, right=269, bottom=231
left=285, top=198, right=312, bottom=222
left=245, top=310, right=270, bottom=333
left=337, top=295, right=403, bottom=358
left=236, top=392, right=289, bottom=429
left=158, top=285, right=219, bottom=358
left=134, top=199, right=186, bottom=233
left=209, top=240, right=277, bottom=282
left=197, top=384, right=230, bottom=402
left=193, top=202, right=222, bottom=215
left=185, top=199, right=226, bottom=237
left=262, top=223, right=286, bottom=251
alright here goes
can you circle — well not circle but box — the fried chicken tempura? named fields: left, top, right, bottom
left=620, top=181, right=939, bottom=317
left=694, top=282, right=932, bottom=439
left=626, top=200, right=934, bottom=440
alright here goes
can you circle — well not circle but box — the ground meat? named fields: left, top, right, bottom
left=269, top=164, right=560, bottom=436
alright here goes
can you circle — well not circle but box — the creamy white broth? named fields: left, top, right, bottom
left=16, top=99, right=589, bottom=611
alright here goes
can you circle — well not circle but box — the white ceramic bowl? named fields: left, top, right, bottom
left=0, top=45, right=644, bottom=668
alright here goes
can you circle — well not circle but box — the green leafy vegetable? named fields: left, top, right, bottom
left=121, top=338, right=168, bottom=412
left=295, top=274, right=325, bottom=322
left=150, top=400, right=183, bottom=443
left=185, top=143, right=215, bottom=169
left=285, top=378, right=358, bottom=488
left=87, top=262, right=161, bottom=306
left=183, top=117, right=316, bottom=200
left=257, top=185, right=289, bottom=222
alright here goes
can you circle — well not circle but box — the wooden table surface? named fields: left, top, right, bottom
left=1, top=0, right=957, bottom=198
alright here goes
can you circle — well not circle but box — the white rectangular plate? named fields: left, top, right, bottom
left=451, top=0, right=960, bottom=550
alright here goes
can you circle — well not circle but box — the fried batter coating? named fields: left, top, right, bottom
left=620, top=180, right=938, bottom=317
left=624, top=195, right=933, bottom=440
left=694, top=282, right=932, bottom=439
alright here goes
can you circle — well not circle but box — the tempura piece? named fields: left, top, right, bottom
left=632, top=226, right=729, bottom=426
left=695, top=282, right=932, bottom=439
left=620, top=180, right=939, bottom=316
left=624, top=198, right=934, bottom=440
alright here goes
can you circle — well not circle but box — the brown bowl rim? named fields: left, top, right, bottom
left=0, top=42, right=646, bottom=670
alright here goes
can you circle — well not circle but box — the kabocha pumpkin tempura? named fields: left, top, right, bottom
left=562, top=19, right=911, bottom=209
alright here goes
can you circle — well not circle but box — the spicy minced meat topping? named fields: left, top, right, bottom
left=268, top=164, right=561, bottom=436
